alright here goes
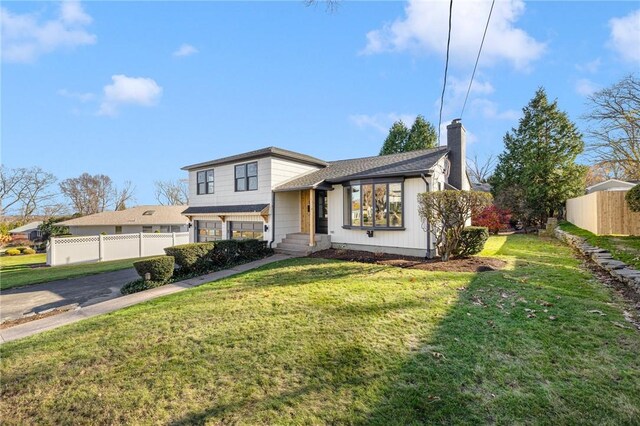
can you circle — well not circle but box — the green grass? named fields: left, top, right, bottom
left=0, top=256, right=144, bottom=290
left=1, top=235, right=639, bottom=424
left=559, top=220, right=640, bottom=269
left=0, top=253, right=46, bottom=271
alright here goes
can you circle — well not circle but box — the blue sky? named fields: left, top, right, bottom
left=2, top=1, right=639, bottom=207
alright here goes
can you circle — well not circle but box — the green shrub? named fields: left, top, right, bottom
left=626, top=184, right=640, bottom=212
left=133, top=256, right=175, bottom=282
left=5, top=249, right=21, bottom=256
left=120, top=279, right=167, bottom=295
left=164, top=243, right=214, bottom=272
left=22, top=248, right=36, bottom=255
left=454, top=226, right=489, bottom=257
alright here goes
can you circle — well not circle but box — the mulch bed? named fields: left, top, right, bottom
left=0, top=306, right=75, bottom=330
left=309, top=249, right=506, bottom=273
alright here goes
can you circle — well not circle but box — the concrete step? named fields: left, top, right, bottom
left=274, top=248, right=310, bottom=256
left=281, top=238, right=315, bottom=246
left=276, top=242, right=313, bottom=252
left=285, top=233, right=329, bottom=242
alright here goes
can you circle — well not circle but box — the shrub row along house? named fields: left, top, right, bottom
left=181, top=119, right=470, bottom=257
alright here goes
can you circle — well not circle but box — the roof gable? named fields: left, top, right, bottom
left=182, top=147, right=328, bottom=171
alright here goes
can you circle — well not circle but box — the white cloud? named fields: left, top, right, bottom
left=608, top=9, right=640, bottom=63
left=173, top=43, right=198, bottom=57
left=98, top=75, right=163, bottom=116
left=1, top=1, right=96, bottom=63
left=448, top=75, right=494, bottom=97
left=575, top=78, right=599, bottom=97
left=349, top=112, right=417, bottom=134
left=471, top=99, right=520, bottom=121
left=575, top=58, right=601, bottom=74
left=362, top=0, right=545, bottom=71
left=58, top=88, right=95, bottom=102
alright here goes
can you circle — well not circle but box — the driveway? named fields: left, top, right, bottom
left=1, top=268, right=139, bottom=322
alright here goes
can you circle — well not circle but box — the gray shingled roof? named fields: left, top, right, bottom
left=182, top=147, right=328, bottom=171
left=274, top=147, right=449, bottom=191
left=182, top=204, right=269, bottom=215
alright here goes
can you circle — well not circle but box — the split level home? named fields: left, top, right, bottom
left=181, top=119, right=471, bottom=258
left=58, top=205, right=190, bottom=236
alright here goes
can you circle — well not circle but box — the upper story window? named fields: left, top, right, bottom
left=235, top=162, right=258, bottom=192
left=197, top=169, right=214, bottom=195
left=344, top=180, right=403, bottom=229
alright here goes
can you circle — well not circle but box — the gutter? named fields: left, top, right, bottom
left=420, top=173, right=432, bottom=259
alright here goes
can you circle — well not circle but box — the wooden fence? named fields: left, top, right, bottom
left=566, top=190, right=640, bottom=235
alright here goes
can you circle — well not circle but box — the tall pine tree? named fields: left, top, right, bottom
left=490, top=88, right=587, bottom=224
left=379, top=121, right=410, bottom=155
left=406, top=115, right=437, bottom=151
left=379, top=115, right=437, bottom=155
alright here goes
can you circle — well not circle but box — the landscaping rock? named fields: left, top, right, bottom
left=600, top=260, right=627, bottom=270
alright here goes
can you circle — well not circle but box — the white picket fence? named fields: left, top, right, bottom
left=46, top=232, right=190, bottom=266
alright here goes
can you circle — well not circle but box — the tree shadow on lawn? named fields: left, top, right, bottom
left=172, top=235, right=639, bottom=424
left=359, top=235, right=640, bottom=425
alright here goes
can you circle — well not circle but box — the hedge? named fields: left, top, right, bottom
left=164, top=242, right=214, bottom=273
left=626, top=184, right=640, bottom=212
left=121, top=279, right=167, bottom=295
left=455, top=226, right=489, bottom=257
left=5, top=249, right=21, bottom=256
left=133, top=256, right=175, bottom=282
left=22, top=248, right=36, bottom=255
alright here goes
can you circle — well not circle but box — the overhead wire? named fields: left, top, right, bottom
left=460, top=0, right=496, bottom=118
left=438, top=0, right=454, bottom=145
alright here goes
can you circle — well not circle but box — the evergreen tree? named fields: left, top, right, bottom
left=406, top=115, right=437, bottom=151
left=379, top=116, right=437, bottom=155
left=490, top=88, right=587, bottom=224
left=379, top=121, right=409, bottom=155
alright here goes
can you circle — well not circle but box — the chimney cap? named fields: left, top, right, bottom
left=451, top=118, right=462, bottom=124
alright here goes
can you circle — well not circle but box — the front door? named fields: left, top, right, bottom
left=315, top=190, right=328, bottom=234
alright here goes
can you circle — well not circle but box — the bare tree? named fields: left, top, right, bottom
left=1, top=166, right=58, bottom=219
left=467, top=154, right=496, bottom=184
left=583, top=74, right=640, bottom=180
left=304, top=0, right=340, bottom=13
left=585, top=161, right=626, bottom=187
left=154, top=179, right=188, bottom=205
left=60, top=173, right=132, bottom=215
left=114, top=181, right=136, bottom=211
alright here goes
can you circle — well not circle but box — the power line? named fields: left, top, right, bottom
left=438, top=0, right=454, bottom=145
left=461, top=0, right=495, bottom=118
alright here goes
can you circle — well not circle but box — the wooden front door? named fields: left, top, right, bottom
left=301, top=190, right=310, bottom=233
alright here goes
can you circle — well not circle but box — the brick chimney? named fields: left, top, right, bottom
left=446, top=119, right=469, bottom=190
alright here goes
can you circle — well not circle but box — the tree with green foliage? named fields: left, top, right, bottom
left=490, top=88, right=587, bottom=225
left=405, top=115, right=438, bottom=151
left=379, top=115, right=437, bottom=155
left=379, top=121, right=409, bottom=155
left=38, top=216, right=72, bottom=241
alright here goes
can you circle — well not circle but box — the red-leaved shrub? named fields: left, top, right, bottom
left=472, top=205, right=512, bottom=235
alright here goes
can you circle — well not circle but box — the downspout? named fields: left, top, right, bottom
left=420, top=173, right=432, bottom=259
left=269, top=191, right=276, bottom=248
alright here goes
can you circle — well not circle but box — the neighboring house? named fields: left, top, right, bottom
left=182, top=119, right=470, bottom=258
left=8, top=221, right=43, bottom=241
left=586, top=179, right=638, bottom=194
left=58, top=206, right=189, bottom=236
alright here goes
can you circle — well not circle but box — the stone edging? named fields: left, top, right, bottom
left=554, top=228, right=640, bottom=293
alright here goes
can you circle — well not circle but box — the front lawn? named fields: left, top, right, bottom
left=0, top=257, right=146, bottom=290
left=0, top=253, right=46, bottom=271
left=1, top=235, right=639, bottom=424
left=559, top=220, right=640, bottom=269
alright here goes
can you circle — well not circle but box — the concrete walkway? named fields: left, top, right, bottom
left=1, top=268, right=139, bottom=322
left=0, top=254, right=291, bottom=344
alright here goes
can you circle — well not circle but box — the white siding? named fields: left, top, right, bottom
left=274, top=191, right=300, bottom=245
left=328, top=178, right=431, bottom=252
left=189, top=157, right=272, bottom=207
left=271, top=158, right=321, bottom=188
